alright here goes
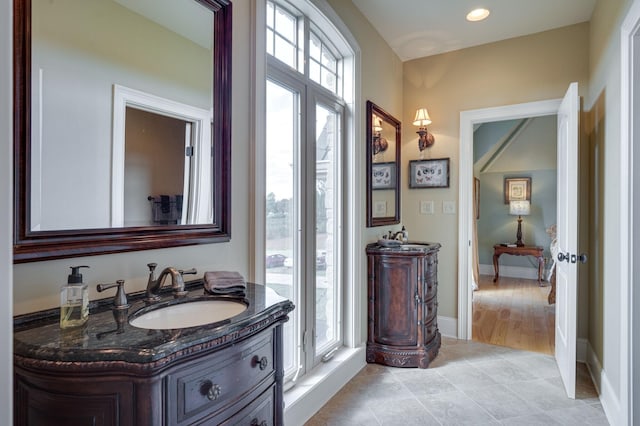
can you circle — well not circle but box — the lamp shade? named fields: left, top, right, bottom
left=413, top=108, right=432, bottom=127
left=509, top=200, right=530, bottom=216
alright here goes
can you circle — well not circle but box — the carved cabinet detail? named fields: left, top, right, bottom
left=366, top=242, right=441, bottom=368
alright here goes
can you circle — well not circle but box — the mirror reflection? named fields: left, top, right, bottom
left=30, top=0, right=213, bottom=231
left=366, top=101, right=401, bottom=227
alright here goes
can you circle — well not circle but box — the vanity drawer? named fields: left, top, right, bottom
left=219, top=384, right=275, bottom=426
left=168, top=331, right=275, bottom=425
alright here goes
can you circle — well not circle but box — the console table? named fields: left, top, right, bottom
left=493, top=244, right=544, bottom=285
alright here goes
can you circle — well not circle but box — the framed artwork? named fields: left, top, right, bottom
left=409, top=158, right=450, bottom=188
left=474, top=177, right=480, bottom=220
left=504, top=177, right=531, bottom=204
left=371, top=162, right=397, bottom=190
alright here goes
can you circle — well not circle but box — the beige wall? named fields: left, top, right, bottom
left=402, top=23, right=590, bottom=319
left=586, top=91, right=605, bottom=366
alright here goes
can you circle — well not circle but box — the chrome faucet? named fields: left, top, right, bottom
left=388, top=230, right=403, bottom=240
left=145, top=263, right=197, bottom=301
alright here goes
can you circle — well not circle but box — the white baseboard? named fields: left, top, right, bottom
left=284, top=346, right=365, bottom=425
left=585, top=340, right=621, bottom=426
left=438, top=316, right=458, bottom=338
left=585, top=340, right=603, bottom=395
left=600, top=369, right=622, bottom=426
left=479, top=263, right=549, bottom=281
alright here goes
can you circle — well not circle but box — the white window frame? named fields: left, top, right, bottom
left=264, top=0, right=345, bottom=380
left=250, top=1, right=364, bottom=413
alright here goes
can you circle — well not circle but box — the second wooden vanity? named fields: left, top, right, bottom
left=366, top=242, right=441, bottom=368
left=13, top=283, right=294, bottom=426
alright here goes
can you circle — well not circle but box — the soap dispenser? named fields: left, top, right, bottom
left=60, top=265, right=90, bottom=329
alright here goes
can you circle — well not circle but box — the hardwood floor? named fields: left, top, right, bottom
left=473, top=274, right=555, bottom=355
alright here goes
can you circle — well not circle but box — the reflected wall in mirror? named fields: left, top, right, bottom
left=366, top=101, right=401, bottom=227
left=14, top=0, right=232, bottom=262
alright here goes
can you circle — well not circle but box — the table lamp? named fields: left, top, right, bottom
left=510, top=200, right=530, bottom=247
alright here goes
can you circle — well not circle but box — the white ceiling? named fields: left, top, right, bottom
left=351, top=0, right=597, bottom=61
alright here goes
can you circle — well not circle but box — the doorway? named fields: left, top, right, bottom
left=471, top=116, right=557, bottom=355
left=458, top=99, right=562, bottom=340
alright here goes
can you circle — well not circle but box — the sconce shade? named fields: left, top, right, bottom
left=413, top=107, right=434, bottom=151
left=372, top=115, right=383, bottom=132
left=412, top=108, right=432, bottom=127
left=509, top=200, right=531, bottom=216
left=371, top=114, right=387, bottom=155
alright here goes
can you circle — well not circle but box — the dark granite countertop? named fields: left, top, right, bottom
left=366, top=241, right=441, bottom=253
left=14, top=281, right=294, bottom=367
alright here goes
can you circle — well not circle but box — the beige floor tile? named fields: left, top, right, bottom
left=462, top=384, right=540, bottom=420
left=306, top=339, right=609, bottom=426
left=369, top=397, right=441, bottom=425
left=416, top=390, right=498, bottom=425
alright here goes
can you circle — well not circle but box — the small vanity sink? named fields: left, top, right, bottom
left=130, top=299, right=248, bottom=330
left=400, top=244, right=430, bottom=250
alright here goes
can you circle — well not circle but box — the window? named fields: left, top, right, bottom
left=263, top=0, right=349, bottom=384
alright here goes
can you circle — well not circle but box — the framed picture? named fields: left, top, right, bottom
left=409, top=158, right=450, bottom=188
left=504, top=177, right=531, bottom=204
left=474, top=177, right=480, bottom=220
left=371, top=162, right=397, bottom=190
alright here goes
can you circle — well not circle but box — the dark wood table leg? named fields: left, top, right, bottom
left=493, top=252, right=500, bottom=282
left=537, top=255, right=543, bottom=286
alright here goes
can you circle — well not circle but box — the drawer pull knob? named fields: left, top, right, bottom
left=200, top=381, right=222, bottom=401
left=250, top=419, right=267, bottom=426
left=258, top=356, right=269, bottom=370
left=252, top=355, right=269, bottom=370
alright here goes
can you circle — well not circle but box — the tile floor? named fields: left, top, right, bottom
left=306, top=337, right=609, bottom=425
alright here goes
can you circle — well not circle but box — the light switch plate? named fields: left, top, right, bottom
left=373, top=201, right=387, bottom=216
left=443, top=201, right=456, bottom=214
left=420, top=200, right=434, bottom=215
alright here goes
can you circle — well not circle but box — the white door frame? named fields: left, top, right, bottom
left=620, top=2, right=640, bottom=424
left=458, top=99, right=561, bottom=339
left=111, top=84, right=211, bottom=227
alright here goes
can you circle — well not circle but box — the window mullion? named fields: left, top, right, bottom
left=302, top=88, right=316, bottom=371
left=301, top=16, right=310, bottom=80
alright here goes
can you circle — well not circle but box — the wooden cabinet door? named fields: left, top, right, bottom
left=14, top=374, right=135, bottom=426
left=372, top=255, right=418, bottom=346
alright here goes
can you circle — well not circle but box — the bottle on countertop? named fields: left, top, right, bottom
left=401, top=225, right=408, bottom=242
left=60, top=265, right=90, bottom=329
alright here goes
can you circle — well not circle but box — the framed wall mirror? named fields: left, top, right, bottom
left=13, top=0, right=232, bottom=262
left=366, top=101, right=401, bottom=227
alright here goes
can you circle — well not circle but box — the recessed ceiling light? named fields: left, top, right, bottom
left=466, top=8, right=490, bottom=22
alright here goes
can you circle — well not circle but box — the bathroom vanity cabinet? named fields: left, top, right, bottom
left=366, top=242, right=441, bottom=368
left=13, top=283, right=294, bottom=426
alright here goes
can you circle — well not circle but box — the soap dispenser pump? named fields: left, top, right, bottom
left=60, top=265, right=90, bottom=329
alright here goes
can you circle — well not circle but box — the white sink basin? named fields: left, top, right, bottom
left=130, top=299, right=248, bottom=330
left=400, top=244, right=429, bottom=250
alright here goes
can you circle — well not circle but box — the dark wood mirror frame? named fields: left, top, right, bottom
left=366, top=101, right=401, bottom=227
left=13, top=0, right=232, bottom=263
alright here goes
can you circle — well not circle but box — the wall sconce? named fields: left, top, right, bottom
left=509, top=200, right=531, bottom=247
left=372, top=115, right=388, bottom=155
left=413, top=108, right=435, bottom=151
